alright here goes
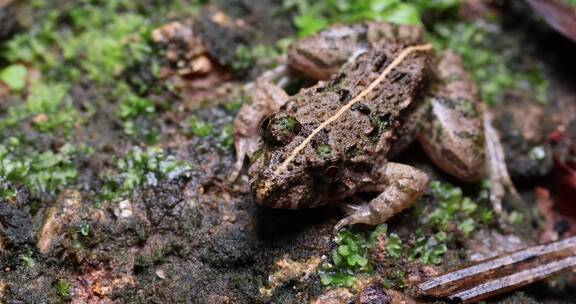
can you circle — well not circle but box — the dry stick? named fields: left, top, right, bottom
left=272, top=43, right=434, bottom=176
left=418, top=236, right=576, bottom=303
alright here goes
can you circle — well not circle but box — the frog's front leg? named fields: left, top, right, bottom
left=230, top=78, right=288, bottom=181
left=335, top=162, right=428, bottom=231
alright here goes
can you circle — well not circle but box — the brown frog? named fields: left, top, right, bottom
left=232, top=22, right=518, bottom=231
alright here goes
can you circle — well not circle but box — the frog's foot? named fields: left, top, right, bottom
left=229, top=77, right=289, bottom=182
left=229, top=138, right=252, bottom=182
left=334, top=162, right=428, bottom=232
left=483, top=106, right=523, bottom=226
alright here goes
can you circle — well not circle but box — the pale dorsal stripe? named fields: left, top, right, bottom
left=273, top=43, right=433, bottom=176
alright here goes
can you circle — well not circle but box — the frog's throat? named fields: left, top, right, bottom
left=272, top=43, right=434, bottom=177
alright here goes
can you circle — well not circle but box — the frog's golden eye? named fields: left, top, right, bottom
left=261, top=115, right=301, bottom=146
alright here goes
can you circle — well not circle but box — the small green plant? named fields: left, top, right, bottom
left=0, top=142, right=78, bottom=200
left=403, top=181, right=493, bottom=265
left=186, top=117, right=234, bottom=149
left=385, top=233, right=402, bottom=258
left=99, top=147, right=191, bottom=202
left=20, top=251, right=35, bottom=268
left=78, top=223, right=90, bottom=237
left=55, top=279, right=72, bottom=300
left=318, top=225, right=386, bottom=287
left=0, top=64, right=27, bottom=91
left=425, top=181, right=485, bottom=232
left=232, top=44, right=284, bottom=72
left=187, top=116, right=214, bottom=138
left=284, top=0, right=461, bottom=37
left=0, top=81, right=76, bottom=134
left=410, top=231, right=447, bottom=265
left=117, top=94, right=155, bottom=120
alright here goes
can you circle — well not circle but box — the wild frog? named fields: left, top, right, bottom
left=232, top=22, right=518, bottom=231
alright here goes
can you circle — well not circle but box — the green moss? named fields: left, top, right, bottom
left=410, top=231, right=447, bottom=265
left=0, top=64, right=27, bottom=91
left=187, top=116, right=214, bottom=138
left=186, top=117, right=233, bottom=149
left=284, top=0, right=461, bottom=37
left=20, top=250, right=35, bottom=268
left=55, top=279, right=72, bottom=300
left=318, top=225, right=386, bottom=287
left=115, top=83, right=157, bottom=138
left=217, top=123, right=234, bottom=149
left=0, top=81, right=76, bottom=134
left=78, top=223, right=90, bottom=237
left=0, top=142, right=78, bottom=200
left=232, top=44, right=284, bottom=72
left=385, top=233, right=402, bottom=258
left=99, top=147, right=191, bottom=202
left=382, top=181, right=494, bottom=266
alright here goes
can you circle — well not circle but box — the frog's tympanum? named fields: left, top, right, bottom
left=232, top=22, right=518, bottom=231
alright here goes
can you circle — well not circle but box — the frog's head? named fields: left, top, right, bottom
left=248, top=113, right=361, bottom=209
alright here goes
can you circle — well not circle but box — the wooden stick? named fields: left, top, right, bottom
left=418, top=236, right=576, bottom=303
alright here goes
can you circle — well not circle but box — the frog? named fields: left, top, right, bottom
left=231, top=21, right=519, bottom=231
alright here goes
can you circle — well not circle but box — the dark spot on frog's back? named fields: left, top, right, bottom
left=388, top=70, right=407, bottom=83
left=337, top=89, right=351, bottom=103
left=351, top=102, right=371, bottom=115
left=372, top=52, right=388, bottom=72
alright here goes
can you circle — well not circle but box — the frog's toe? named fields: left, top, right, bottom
left=228, top=140, right=248, bottom=182
left=334, top=205, right=373, bottom=232
left=228, top=154, right=245, bottom=182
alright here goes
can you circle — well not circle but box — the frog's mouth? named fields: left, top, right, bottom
left=252, top=179, right=322, bottom=209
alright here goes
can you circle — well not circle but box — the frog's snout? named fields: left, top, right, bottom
left=252, top=177, right=320, bottom=209
left=251, top=178, right=277, bottom=207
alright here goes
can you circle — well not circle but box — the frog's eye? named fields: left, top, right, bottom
left=259, top=116, right=272, bottom=136
left=261, top=115, right=301, bottom=146
left=324, top=165, right=341, bottom=182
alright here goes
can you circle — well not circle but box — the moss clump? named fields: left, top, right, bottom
left=98, top=147, right=191, bottom=202
left=0, top=64, right=27, bottom=92
left=284, top=0, right=461, bottom=37
left=232, top=44, right=284, bottom=72
left=0, top=141, right=79, bottom=201
left=186, top=116, right=234, bottom=149
left=55, top=279, right=72, bottom=300
left=402, top=181, right=493, bottom=265
left=187, top=116, right=214, bottom=138
left=318, top=225, right=386, bottom=287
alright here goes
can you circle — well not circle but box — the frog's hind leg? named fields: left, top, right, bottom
left=229, top=78, right=288, bottom=181
left=418, top=50, right=522, bottom=224
left=334, top=162, right=428, bottom=232
left=482, top=104, right=523, bottom=218
left=417, top=50, right=485, bottom=182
